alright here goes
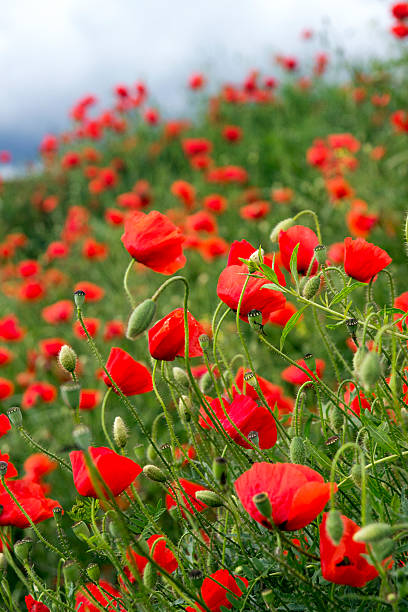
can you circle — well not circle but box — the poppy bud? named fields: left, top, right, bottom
left=7, top=406, right=22, bottom=428
left=353, top=522, right=393, bottom=544
left=74, top=289, right=86, bottom=308
left=178, top=395, right=192, bottom=421
left=72, top=521, right=90, bottom=540
left=113, top=416, right=128, bottom=448
left=61, top=382, right=81, bottom=410
left=126, top=299, right=156, bottom=339
left=270, top=218, right=294, bottom=243
left=359, top=351, right=382, bottom=390
left=0, top=462, right=7, bottom=477
left=253, top=492, right=272, bottom=519
left=134, top=444, right=145, bottom=461
left=289, top=436, right=306, bottom=464
left=353, top=345, right=368, bottom=376
left=329, top=406, right=344, bottom=433
left=248, top=309, right=263, bottom=331
left=58, top=344, right=77, bottom=374
left=86, top=563, right=100, bottom=582
left=73, top=424, right=91, bottom=450
left=371, top=538, right=394, bottom=562
left=14, top=538, right=32, bottom=563
left=147, top=444, right=158, bottom=462
left=136, top=538, right=150, bottom=556
left=195, top=490, right=223, bottom=507
left=314, top=245, right=327, bottom=266
left=143, top=464, right=167, bottom=483
left=302, top=275, right=321, bottom=300
left=143, top=562, right=157, bottom=589
left=199, top=371, right=213, bottom=394
left=199, top=334, right=211, bottom=351
left=109, top=516, right=127, bottom=540
left=351, top=463, right=362, bottom=487
left=248, top=248, right=264, bottom=265
left=63, top=560, right=81, bottom=585
left=325, top=509, right=344, bottom=545
left=0, top=554, right=6, bottom=574
left=213, top=457, right=228, bottom=486
left=172, top=367, right=190, bottom=391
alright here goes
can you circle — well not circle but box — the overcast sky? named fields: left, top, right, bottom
left=0, top=0, right=395, bottom=162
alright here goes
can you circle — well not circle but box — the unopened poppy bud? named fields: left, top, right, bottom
left=0, top=462, right=7, bottom=477
left=14, top=538, right=33, bottom=563
left=178, top=395, right=192, bottom=421
left=302, top=275, right=321, bottom=300
left=351, top=463, right=362, bottom=487
left=147, top=444, right=158, bottom=462
left=143, top=562, right=157, bottom=589
left=253, top=492, right=272, bottom=519
left=195, top=490, right=223, bottom=507
left=199, top=371, right=213, bottom=394
left=289, top=436, right=306, bottom=464
left=113, top=416, right=128, bottom=449
left=126, top=299, right=156, bottom=339
left=270, top=218, right=294, bottom=243
left=0, top=554, right=6, bottom=573
left=329, top=406, right=344, bottom=433
left=72, top=521, right=90, bottom=540
left=74, top=289, right=86, bottom=308
left=198, top=334, right=211, bottom=351
left=353, top=345, right=368, bottom=376
left=213, top=457, right=228, bottom=486
left=248, top=309, right=263, bottom=331
left=136, top=538, right=150, bottom=556
left=249, top=248, right=264, bottom=265
left=86, top=563, right=100, bottom=582
left=133, top=444, right=145, bottom=461
left=58, top=344, right=77, bottom=374
left=326, top=509, right=344, bottom=545
left=359, top=351, right=382, bottom=390
left=109, top=516, right=127, bottom=540
left=61, top=382, right=81, bottom=410
left=372, top=538, right=395, bottom=562
left=73, top=424, right=91, bottom=450
left=63, top=560, right=81, bottom=585
left=262, top=589, right=276, bottom=610
left=7, top=407, right=22, bottom=428
left=143, top=464, right=167, bottom=483
left=173, top=367, right=190, bottom=391
left=353, top=522, right=393, bottom=543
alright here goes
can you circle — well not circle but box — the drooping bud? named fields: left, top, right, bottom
left=353, top=344, right=368, bottom=377
left=195, top=490, right=223, bottom=508
left=63, top=560, right=81, bottom=585
left=113, top=416, right=128, bottom=449
left=270, top=218, right=294, bottom=243
left=199, top=371, right=213, bottom=394
left=353, top=522, right=393, bottom=544
left=61, top=382, right=81, bottom=410
left=72, top=521, right=90, bottom=540
left=351, top=463, right=362, bottom=487
left=14, top=538, right=33, bottom=563
left=302, top=275, right=321, bottom=300
left=73, top=289, right=86, bottom=308
left=7, top=407, right=22, bottom=428
left=108, top=515, right=127, bottom=540
left=314, top=245, right=327, bottom=266
left=147, top=444, right=158, bottom=462
left=248, top=309, right=263, bottom=332
left=289, top=437, right=306, bottom=464
left=126, top=299, right=156, bottom=339
left=325, top=509, right=344, bottom=546
left=199, top=334, right=211, bottom=351
left=133, top=444, right=145, bottom=462
left=143, top=562, right=157, bottom=589
left=359, top=351, right=382, bottom=390
left=86, top=563, right=100, bottom=582
left=73, top=424, right=91, bottom=450
left=58, top=345, right=77, bottom=374
left=212, top=457, right=228, bottom=486
left=329, top=405, right=344, bottom=433
left=253, top=492, right=272, bottom=519
left=172, top=367, right=190, bottom=392
left=143, top=464, right=167, bottom=483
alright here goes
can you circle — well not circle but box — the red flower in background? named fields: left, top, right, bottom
left=73, top=317, right=100, bottom=339
left=186, top=569, right=248, bottom=612
left=189, top=72, right=206, bottom=89
left=240, top=201, right=270, bottom=220
left=0, top=478, right=61, bottom=528
left=344, top=237, right=391, bottom=282
left=186, top=211, right=217, bottom=233
left=123, top=535, right=178, bottom=583
left=222, top=125, right=243, bottom=142
left=42, top=300, right=74, bottom=324
left=279, top=225, right=319, bottom=275
left=75, top=581, right=125, bottom=612
left=235, top=368, right=294, bottom=416
left=165, top=478, right=208, bottom=516
left=103, top=347, right=152, bottom=396
left=0, top=378, right=14, bottom=400
left=343, top=383, right=371, bottom=416
left=79, top=389, right=101, bottom=410
left=320, top=513, right=386, bottom=587
left=70, top=446, right=142, bottom=498
left=25, top=595, right=50, bottom=612
left=148, top=308, right=206, bottom=361
left=18, top=260, right=40, bottom=278
left=0, top=315, right=25, bottom=341
left=267, top=302, right=298, bottom=327
left=235, top=462, right=335, bottom=530
left=281, top=358, right=325, bottom=385
left=0, top=414, right=11, bottom=438
left=121, top=210, right=186, bottom=274
left=23, top=453, right=57, bottom=483
left=18, top=280, right=45, bottom=302
left=73, top=281, right=105, bottom=302
left=346, top=200, right=378, bottom=238
left=0, top=346, right=13, bottom=366
left=203, top=194, right=227, bottom=214
left=392, top=2, right=408, bottom=19
left=21, top=382, right=57, bottom=409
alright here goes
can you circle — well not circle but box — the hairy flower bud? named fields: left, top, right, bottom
left=113, top=416, right=128, bottom=448
left=329, top=405, right=344, bottom=433
left=195, top=490, right=223, bottom=507
left=270, top=218, right=294, bottom=243
left=143, top=561, right=157, bottom=589
left=199, top=371, right=213, bottom=394
left=325, top=509, right=344, bottom=546
left=249, top=248, right=264, bottom=265
left=143, top=464, right=167, bottom=483
left=359, top=351, right=382, bottom=390
left=353, top=345, right=368, bottom=377
left=147, top=444, right=158, bottom=462
left=289, top=436, right=306, bottom=464
left=353, top=522, right=393, bottom=543
left=14, top=538, right=33, bottom=563
left=302, top=275, right=321, bottom=300
left=173, top=367, right=190, bottom=391
left=351, top=463, right=362, bottom=487
left=126, top=299, right=156, bottom=339
left=58, top=344, right=77, bottom=374
left=253, top=492, right=272, bottom=519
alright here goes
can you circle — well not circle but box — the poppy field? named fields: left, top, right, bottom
left=3, top=4, right=408, bottom=611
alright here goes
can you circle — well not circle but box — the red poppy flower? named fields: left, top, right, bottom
left=103, top=320, right=125, bottom=341
left=203, top=194, right=227, bottom=214
left=174, top=443, right=196, bottom=466
left=0, top=478, right=61, bottom=527
left=121, top=210, right=186, bottom=274
left=344, top=237, right=392, bottom=283
left=0, top=346, right=14, bottom=366
left=189, top=72, right=206, bottom=89
left=18, top=260, right=41, bottom=278
left=186, top=211, right=217, bottom=233
left=70, top=446, right=142, bottom=498
left=240, top=201, right=270, bottom=220
left=393, top=291, right=408, bottom=331
left=182, top=138, right=212, bottom=157
left=346, top=200, right=378, bottom=238
left=391, top=22, right=408, bottom=38
left=148, top=308, right=205, bottom=361
left=25, top=595, right=50, bottom=612
left=40, top=338, right=66, bottom=358
left=75, top=581, right=125, bottom=612
left=235, top=368, right=293, bottom=416
left=82, top=238, right=108, bottom=260
left=325, top=176, right=354, bottom=201
left=199, top=236, right=229, bottom=262
left=105, top=207, right=125, bottom=226
left=103, top=347, right=152, bottom=395
left=186, top=569, right=248, bottom=612
left=320, top=513, right=389, bottom=587
left=74, top=281, right=105, bottom=302
left=24, top=453, right=57, bottom=482
left=0, top=414, right=11, bottom=438
left=45, top=241, right=69, bottom=261
left=79, top=389, right=101, bottom=411
left=327, top=242, right=345, bottom=265
left=271, top=187, right=293, bottom=203
left=201, top=394, right=277, bottom=449
left=267, top=302, right=298, bottom=327
left=0, top=315, right=24, bottom=341
left=18, top=280, right=45, bottom=301
left=279, top=225, right=319, bottom=275
left=123, top=535, right=178, bottom=583
left=42, top=300, right=74, bottom=325
left=343, top=383, right=371, bottom=416
left=0, top=378, right=14, bottom=400
left=165, top=478, right=209, bottom=516
left=206, top=165, right=248, bottom=184
left=281, top=358, right=325, bottom=385
left=235, top=462, right=335, bottom=530
left=222, top=125, right=243, bottom=142
left=21, top=382, right=57, bottom=410
left=73, top=317, right=100, bottom=339
left=392, top=2, right=408, bottom=19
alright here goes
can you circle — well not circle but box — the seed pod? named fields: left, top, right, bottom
left=61, top=382, right=81, bottom=410
left=302, top=275, right=321, bottom=300
left=198, top=334, right=211, bottom=351
left=7, top=406, right=22, bottom=428
left=14, top=538, right=32, bottom=563
left=113, top=416, right=128, bottom=449
left=353, top=522, right=393, bottom=543
left=195, top=490, right=223, bottom=508
left=253, top=492, right=272, bottom=519
left=73, top=424, right=91, bottom=450
left=325, top=509, right=344, bottom=546
left=359, top=351, right=382, bottom=390
left=351, top=463, right=362, bottom=487
left=143, top=464, right=167, bottom=483
left=58, top=345, right=77, bottom=374
left=86, top=563, right=100, bottom=582
left=329, top=405, right=344, bottom=433
left=72, top=521, right=90, bottom=540
left=0, top=462, right=8, bottom=477
left=212, top=457, right=228, bottom=486
left=73, top=290, right=86, bottom=308
left=248, top=309, right=263, bottom=331
left=126, top=299, right=156, bottom=339
left=314, top=245, right=327, bottom=266
left=143, top=562, right=157, bottom=589
left=173, top=367, right=190, bottom=391
left=290, top=437, right=306, bottom=464
left=63, top=560, right=81, bottom=585
left=270, top=218, right=294, bottom=243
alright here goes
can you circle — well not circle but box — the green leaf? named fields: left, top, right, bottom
left=329, top=281, right=365, bottom=306
left=365, top=423, right=397, bottom=454
left=262, top=283, right=285, bottom=292
left=289, top=243, right=300, bottom=288
left=280, top=305, right=308, bottom=350
left=68, top=498, right=99, bottom=522
left=260, top=263, right=279, bottom=284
